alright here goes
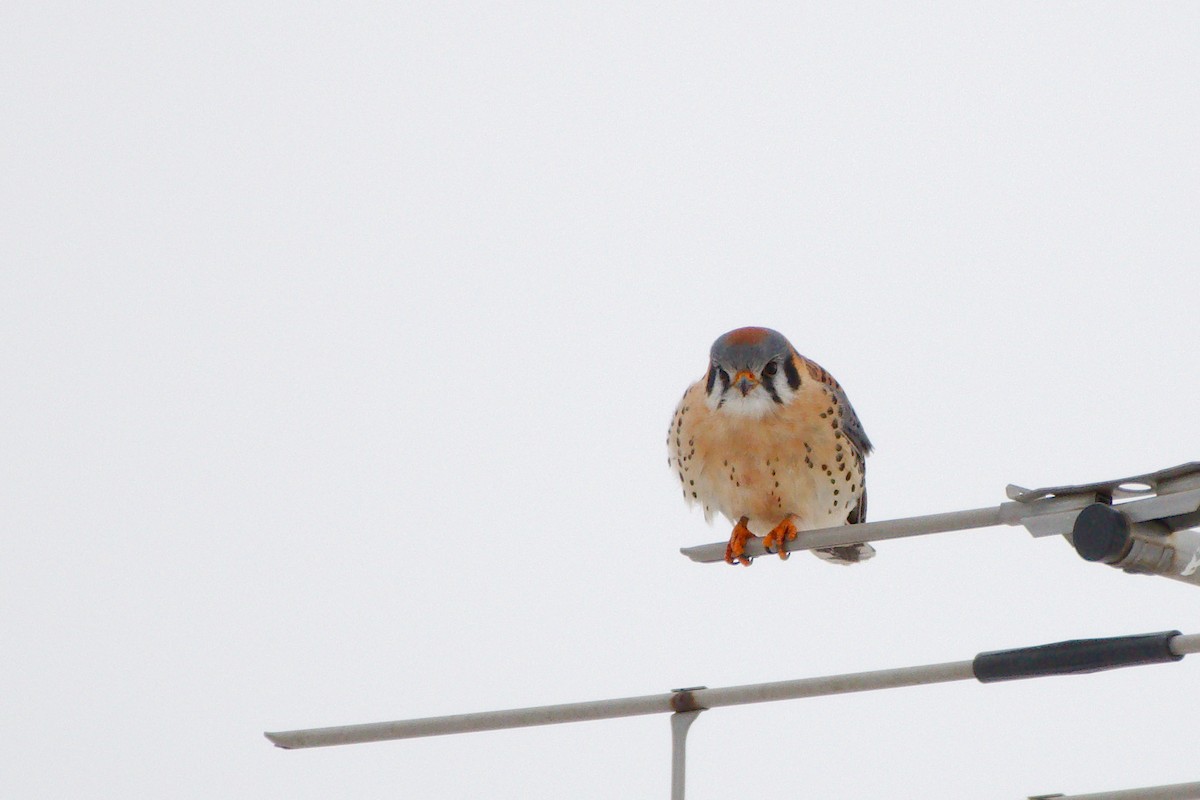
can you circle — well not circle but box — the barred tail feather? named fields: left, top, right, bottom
left=812, top=542, right=876, bottom=565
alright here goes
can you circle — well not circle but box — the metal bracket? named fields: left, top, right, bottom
left=1006, top=463, right=1200, bottom=539
left=1007, top=462, right=1200, bottom=532
left=1006, top=462, right=1200, bottom=504
left=1006, top=463, right=1200, bottom=586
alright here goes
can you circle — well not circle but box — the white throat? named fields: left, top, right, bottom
left=709, top=389, right=779, bottom=419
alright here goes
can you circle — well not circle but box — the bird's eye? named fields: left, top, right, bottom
left=762, top=361, right=778, bottom=377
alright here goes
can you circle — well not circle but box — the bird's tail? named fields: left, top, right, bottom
left=811, top=542, right=876, bottom=565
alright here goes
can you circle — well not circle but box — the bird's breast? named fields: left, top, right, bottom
left=674, top=384, right=864, bottom=533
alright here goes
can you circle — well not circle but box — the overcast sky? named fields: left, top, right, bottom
left=5, top=3, right=1200, bottom=798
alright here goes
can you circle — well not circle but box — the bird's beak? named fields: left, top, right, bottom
left=733, top=369, right=758, bottom=396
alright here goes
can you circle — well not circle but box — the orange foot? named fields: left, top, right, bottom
left=724, top=516, right=757, bottom=567
left=762, top=516, right=799, bottom=560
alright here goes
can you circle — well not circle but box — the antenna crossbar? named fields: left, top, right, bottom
left=265, top=631, right=1200, bottom=750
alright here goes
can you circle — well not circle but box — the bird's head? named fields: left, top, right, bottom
left=704, top=326, right=803, bottom=417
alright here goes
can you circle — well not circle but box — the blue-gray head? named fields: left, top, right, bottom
left=705, top=326, right=803, bottom=415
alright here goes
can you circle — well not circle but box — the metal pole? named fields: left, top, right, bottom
left=678, top=463, right=1200, bottom=565
left=679, top=504, right=1014, bottom=563
left=265, top=660, right=979, bottom=749
left=1169, top=632, right=1200, bottom=654
left=1030, top=780, right=1200, bottom=800
left=266, top=632, right=1200, bottom=800
left=265, top=692, right=675, bottom=748
left=266, top=631, right=1200, bottom=749
left=669, top=711, right=701, bottom=800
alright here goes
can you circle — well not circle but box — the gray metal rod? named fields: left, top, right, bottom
left=1169, top=633, right=1200, bottom=655
left=265, top=658, right=977, bottom=749
left=669, top=711, right=701, bottom=800
left=696, top=659, right=976, bottom=708
left=265, top=692, right=674, bottom=748
left=679, top=464, right=1200, bottom=565
left=265, top=633, right=1200, bottom=750
left=680, top=504, right=1012, bottom=563
left=1031, top=780, right=1200, bottom=800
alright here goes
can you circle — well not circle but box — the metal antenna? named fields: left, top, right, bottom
left=265, top=463, right=1200, bottom=797
left=266, top=631, right=1200, bottom=797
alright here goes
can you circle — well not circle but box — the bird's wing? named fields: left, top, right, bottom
left=846, top=485, right=867, bottom=525
left=799, top=356, right=873, bottom=456
left=832, top=384, right=873, bottom=457
left=798, top=355, right=872, bottom=531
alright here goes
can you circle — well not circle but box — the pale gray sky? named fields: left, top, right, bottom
left=4, top=3, right=1200, bottom=798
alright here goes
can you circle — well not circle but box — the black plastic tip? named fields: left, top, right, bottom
left=1072, top=503, right=1131, bottom=563
left=973, top=630, right=1183, bottom=683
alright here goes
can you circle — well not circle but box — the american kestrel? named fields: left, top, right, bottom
left=669, top=327, right=874, bottom=566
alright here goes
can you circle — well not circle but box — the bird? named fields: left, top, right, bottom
left=668, top=326, right=874, bottom=566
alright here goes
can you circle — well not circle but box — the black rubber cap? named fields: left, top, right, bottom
left=973, top=630, right=1183, bottom=683
left=1072, top=503, right=1130, bottom=562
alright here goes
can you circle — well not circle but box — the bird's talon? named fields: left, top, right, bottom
left=763, top=517, right=799, bottom=561
left=724, top=517, right=757, bottom=567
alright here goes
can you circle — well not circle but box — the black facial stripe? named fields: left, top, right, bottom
left=718, top=368, right=730, bottom=392
left=783, top=358, right=801, bottom=390
left=705, top=365, right=717, bottom=394
left=763, top=375, right=783, bottom=404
